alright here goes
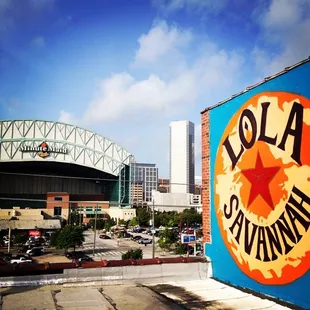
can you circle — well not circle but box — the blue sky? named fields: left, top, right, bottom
left=0, top=0, right=309, bottom=178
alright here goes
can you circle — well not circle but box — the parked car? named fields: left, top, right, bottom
left=138, top=238, right=152, bottom=245
left=99, top=234, right=111, bottom=239
left=75, top=256, right=93, bottom=263
left=26, top=247, right=44, bottom=256
left=10, top=255, right=32, bottom=264
left=65, top=251, right=85, bottom=259
left=132, top=236, right=143, bottom=242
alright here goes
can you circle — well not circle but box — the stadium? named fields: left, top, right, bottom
left=0, top=120, right=134, bottom=228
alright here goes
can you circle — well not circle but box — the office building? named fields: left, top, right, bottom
left=169, top=120, right=195, bottom=194
left=131, top=162, right=158, bottom=202
left=158, top=178, right=170, bottom=193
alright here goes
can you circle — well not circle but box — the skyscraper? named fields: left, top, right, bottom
left=131, top=162, right=158, bottom=202
left=169, top=120, right=195, bottom=194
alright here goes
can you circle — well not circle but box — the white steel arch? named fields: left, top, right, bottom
left=0, top=120, right=133, bottom=176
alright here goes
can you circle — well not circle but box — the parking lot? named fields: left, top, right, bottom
left=0, top=227, right=200, bottom=265
left=80, top=230, right=166, bottom=261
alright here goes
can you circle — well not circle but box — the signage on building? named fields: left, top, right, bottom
left=29, top=230, right=41, bottom=237
left=20, top=142, right=68, bottom=158
left=181, top=234, right=196, bottom=244
left=214, top=92, right=310, bottom=285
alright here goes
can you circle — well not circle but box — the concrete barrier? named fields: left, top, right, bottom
left=0, top=262, right=211, bottom=287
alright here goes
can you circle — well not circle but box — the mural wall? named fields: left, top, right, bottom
left=204, top=59, right=310, bottom=309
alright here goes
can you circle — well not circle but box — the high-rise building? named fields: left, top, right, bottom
left=169, top=120, right=195, bottom=194
left=131, top=163, right=158, bottom=202
left=158, top=178, right=170, bottom=193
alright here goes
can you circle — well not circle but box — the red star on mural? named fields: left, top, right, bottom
left=241, top=152, right=280, bottom=210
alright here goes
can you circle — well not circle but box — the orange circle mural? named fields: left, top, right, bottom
left=214, top=91, right=310, bottom=285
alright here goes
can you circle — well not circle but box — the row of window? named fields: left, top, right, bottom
left=53, top=206, right=104, bottom=216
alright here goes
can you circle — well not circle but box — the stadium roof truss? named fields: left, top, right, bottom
left=0, top=120, right=133, bottom=177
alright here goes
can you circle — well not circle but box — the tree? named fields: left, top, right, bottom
left=56, top=226, right=85, bottom=252
left=104, top=218, right=116, bottom=231
left=50, top=230, right=61, bottom=247
left=118, top=219, right=127, bottom=226
left=69, top=211, right=82, bottom=226
left=129, top=217, right=138, bottom=227
left=174, top=243, right=187, bottom=255
left=136, top=207, right=151, bottom=226
left=180, top=208, right=202, bottom=227
left=89, top=219, right=106, bottom=230
left=122, top=248, right=143, bottom=260
left=158, top=228, right=178, bottom=251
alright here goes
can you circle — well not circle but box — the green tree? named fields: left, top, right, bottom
left=50, top=230, right=61, bottom=247
left=104, top=218, right=116, bottom=231
left=136, top=207, right=151, bottom=226
left=129, top=217, right=138, bottom=227
left=118, top=219, right=126, bottom=226
left=158, top=228, right=178, bottom=251
left=174, top=243, right=187, bottom=255
left=69, top=211, right=82, bottom=226
left=89, top=219, right=106, bottom=230
left=180, top=208, right=202, bottom=227
left=121, top=248, right=143, bottom=260
left=56, top=226, right=85, bottom=252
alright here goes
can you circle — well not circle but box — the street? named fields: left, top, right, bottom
left=80, top=230, right=167, bottom=261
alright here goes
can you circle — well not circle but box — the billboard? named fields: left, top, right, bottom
left=205, top=59, right=310, bottom=309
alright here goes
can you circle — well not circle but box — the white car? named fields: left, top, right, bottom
left=10, top=256, right=32, bottom=264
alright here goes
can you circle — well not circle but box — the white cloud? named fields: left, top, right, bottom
left=83, top=69, right=198, bottom=123
left=254, top=0, right=310, bottom=74
left=64, top=21, right=243, bottom=125
left=58, top=20, right=244, bottom=177
left=133, top=20, right=192, bottom=65
left=59, top=109, right=75, bottom=124
left=31, top=35, right=45, bottom=48
left=261, top=0, right=304, bottom=30
left=152, top=0, right=227, bottom=14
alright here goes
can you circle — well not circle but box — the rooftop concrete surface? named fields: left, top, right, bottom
left=148, top=279, right=296, bottom=310
left=0, top=279, right=298, bottom=310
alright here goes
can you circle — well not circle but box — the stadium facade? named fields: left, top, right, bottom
left=0, top=120, right=134, bottom=224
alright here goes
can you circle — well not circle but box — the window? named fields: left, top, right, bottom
left=54, top=207, right=62, bottom=216
left=54, top=196, right=63, bottom=201
left=86, top=206, right=93, bottom=211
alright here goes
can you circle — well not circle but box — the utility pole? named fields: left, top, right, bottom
left=152, top=200, right=155, bottom=259
left=68, top=203, right=71, bottom=225
left=7, top=227, right=11, bottom=254
left=93, top=204, right=98, bottom=255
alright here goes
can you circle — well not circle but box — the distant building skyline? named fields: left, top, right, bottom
left=169, top=120, right=195, bottom=194
left=131, top=162, right=158, bottom=202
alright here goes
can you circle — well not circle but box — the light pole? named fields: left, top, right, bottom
left=7, top=227, right=11, bottom=254
left=93, top=204, right=98, bottom=256
left=152, top=200, right=155, bottom=258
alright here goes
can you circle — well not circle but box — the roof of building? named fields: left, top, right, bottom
left=201, top=56, right=310, bottom=114
left=0, top=219, right=61, bottom=230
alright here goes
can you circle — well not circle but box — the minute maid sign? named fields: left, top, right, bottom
left=20, top=141, right=68, bottom=158
left=214, top=92, right=310, bottom=285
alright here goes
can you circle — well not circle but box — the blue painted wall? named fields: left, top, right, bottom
left=206, top=60, right=310, bottom=309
